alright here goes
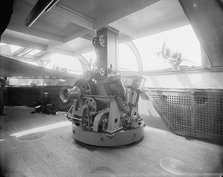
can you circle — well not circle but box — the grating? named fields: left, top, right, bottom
left=150, top=89, right=223, bottom=141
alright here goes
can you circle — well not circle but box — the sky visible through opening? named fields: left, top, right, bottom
left=133, top=25, right=201, bottom=71
left=46, top=53, right=83, bottom=74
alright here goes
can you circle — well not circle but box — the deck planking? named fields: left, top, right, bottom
left=0, top=106, right=222, bottom=177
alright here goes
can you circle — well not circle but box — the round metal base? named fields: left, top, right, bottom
left=72, top=122, right=145, bottom=147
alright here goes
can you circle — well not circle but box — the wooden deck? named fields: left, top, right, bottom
left=0, top=106, right=222, bottom=177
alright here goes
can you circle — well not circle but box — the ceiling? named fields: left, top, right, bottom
left=0, top=55, right=78, bottom=78
left=1, top=0, right=189, bottom=61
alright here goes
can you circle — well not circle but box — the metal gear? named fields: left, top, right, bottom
left=84, top=97, right=97, bottom=115
left=74, top=79, right=91, bottom=94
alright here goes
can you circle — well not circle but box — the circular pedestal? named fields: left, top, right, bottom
left=72, top=122, right=144, bottom=147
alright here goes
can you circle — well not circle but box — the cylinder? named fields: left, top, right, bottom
left=60, top=86, right=81, bottom=103
left=132, top=77, right=146, bottom=91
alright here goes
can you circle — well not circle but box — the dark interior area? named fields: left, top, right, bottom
left=4, top=86, right=73, bottom=111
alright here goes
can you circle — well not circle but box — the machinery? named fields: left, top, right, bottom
left=60, top=27, right=145, bottom=147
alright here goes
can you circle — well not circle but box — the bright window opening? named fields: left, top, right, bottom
left=0, top=43, right=42, bottom=57
left=9, top=78, right=44, bottom=86
left=82, top=51, right=97, bottom=69
left=10, top=44, right=23, bottom=54
left=0, top=42, right=7, bottom=46
left=118, top=43, right=138, bottom=71
left=29, top=49, right=42, bottom=56
left=46, top=53, right=83, bottom=74
left=17, top=48, right=32, bottom=57
left=133, top=25, right=201, bottom=71
left=0, top=43, right=22, bottom=55
left=82, top=51, right=97, bottom=64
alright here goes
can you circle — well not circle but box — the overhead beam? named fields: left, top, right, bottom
left=24, top=0, right=59, bottom=27
left=109, top=21, right=136, bottom=39
left=0, top=54, right=77, bottom=78
left=38, top=28, right=92, bottom=57
left=38, top=44, right=94, bottom=60
left=33, top=4, right=95, bottom=56
left=35, top=45, right=76, bottom=58
left=7, top=0, right=95, bottom=57
left=13, top=47, right=30, bottom=56
left=63, top=28, right=91, bottom=43
left=52, top=43, right=94, bottom=57
left=135, top=15, right=189, bottom=39
left=16, top=48, right=33, bottom=57
left=7, top=22, right=63, bottom=42
left=11, top=54, right=42, bottom=64
left=34, top=51, right=50, bottom=58
left=37, top=31, right=135, bottom=59
left=95, top=0, right=159, bottom=29
left=16, top=0, right=94, bottom=37
left=12, top=47, right=26, bottom=56
left=1, top=35, right=47, bottom=50
left=33, top=42, right=61, bottom=58
left=52, top=4, right=95, bottom=31
left=81, top=34, right=94, bottom=41
left=72, top=46, right=94, bottom=56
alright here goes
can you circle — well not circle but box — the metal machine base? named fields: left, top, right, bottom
left=72, top=122, right=145, bottom=147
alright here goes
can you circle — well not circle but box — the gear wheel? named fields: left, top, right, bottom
left=84, top=98, right=97, bottom=115
left=74, top=79, right=91, bottom=95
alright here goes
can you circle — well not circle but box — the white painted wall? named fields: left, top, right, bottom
left=144, top=72, right=223, bottom=89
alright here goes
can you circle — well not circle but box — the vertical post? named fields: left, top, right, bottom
left=0, top=77, right=6, bottom=115
left=0, top=88, right=3, bottom=115
left=95, top=27, right=119, bottom=79
left=179, top=0, right=223, bottom=66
